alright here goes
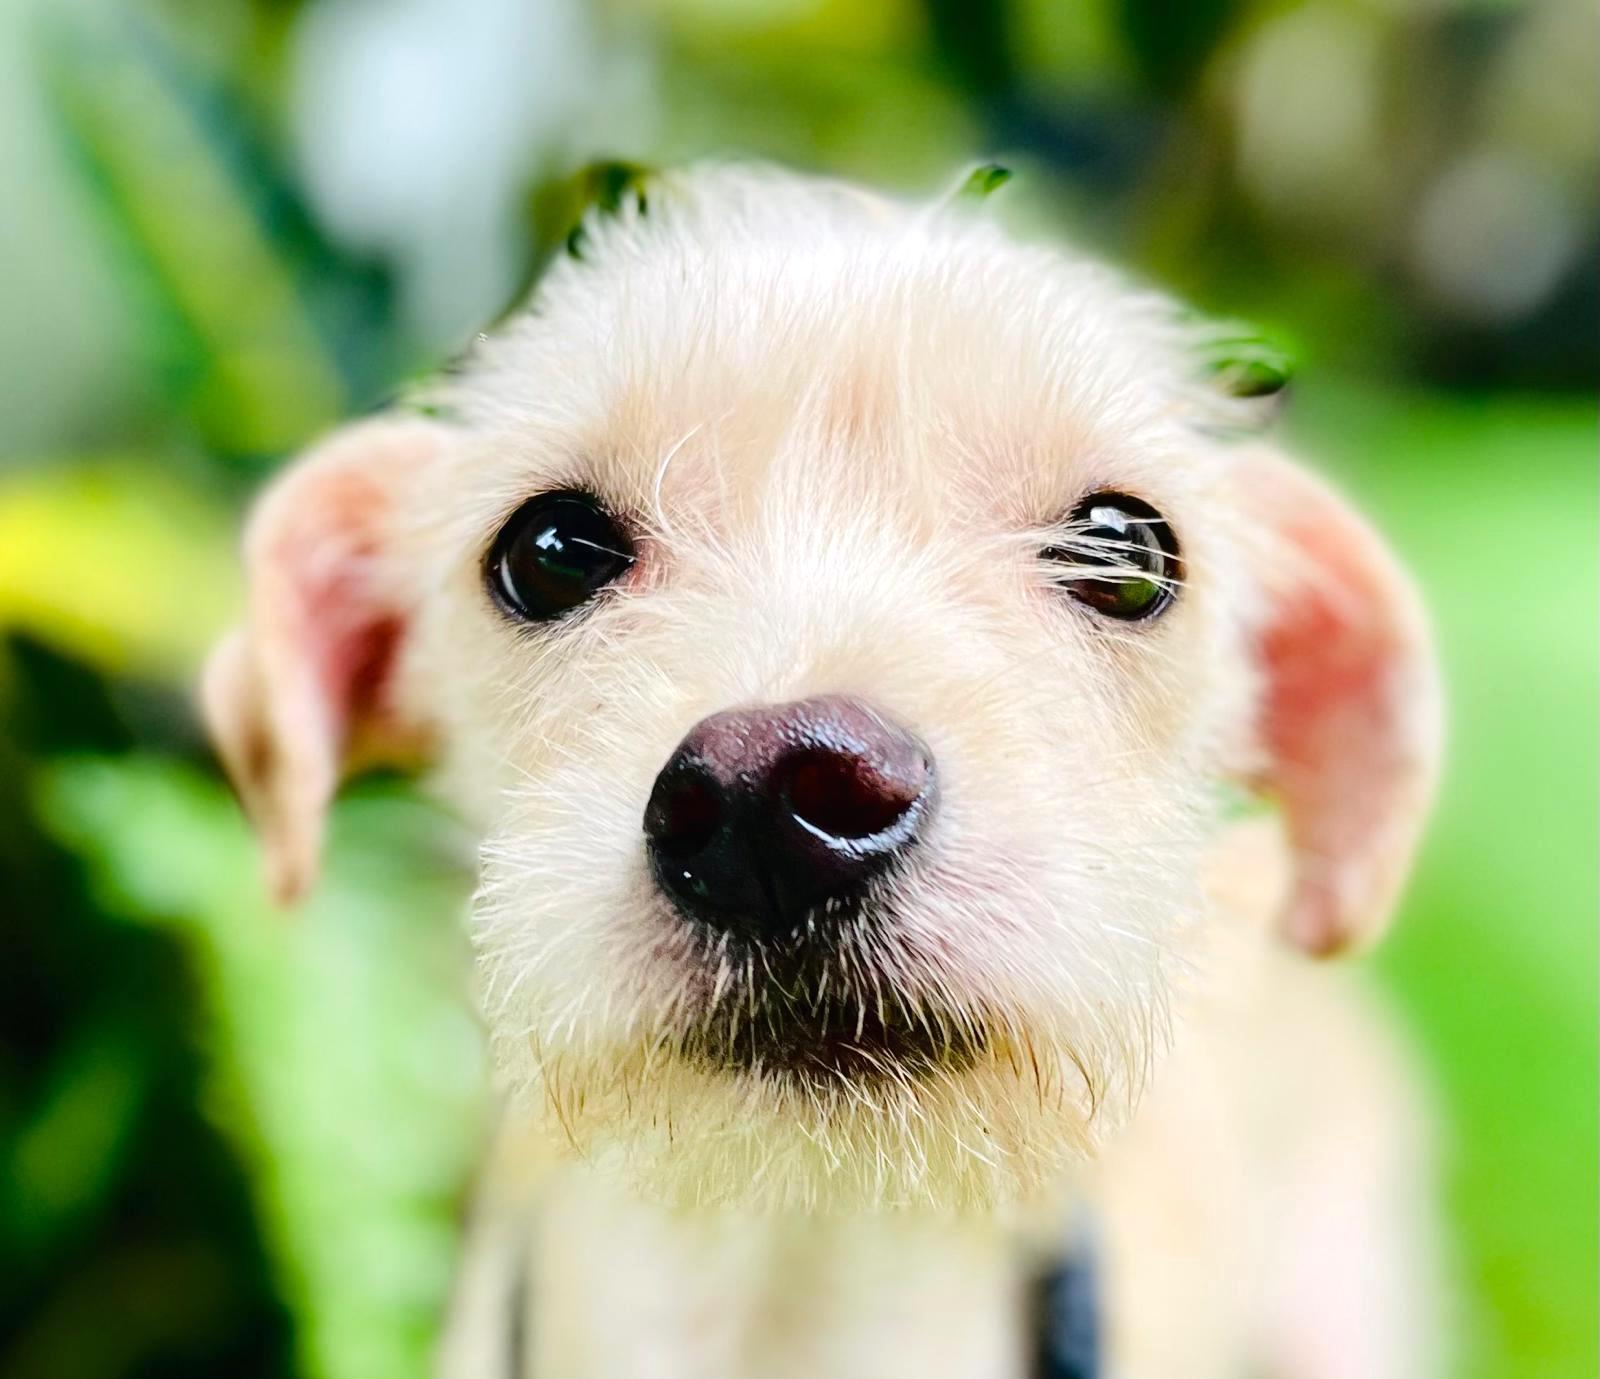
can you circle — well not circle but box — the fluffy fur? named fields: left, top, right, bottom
left=204, top=163, right=1444, bottom=1377
left=404, top=166, right=1273, bottom=1209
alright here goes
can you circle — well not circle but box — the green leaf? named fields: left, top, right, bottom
left=38, top=758, right=483, bottom=1379
left=1115, top=0, right=1242, bottom=96
left=1199, top=321, right=1296, bottom=399
left=511, top=159, right=655, bottom=312
left=957, top=162, right=1013, bottom=200
left=0, top=1029, right=147, bottom=1264
left=36, top=0, right=403, bottom=459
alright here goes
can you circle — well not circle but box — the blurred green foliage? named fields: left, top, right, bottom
left=0, top=0, right=1593, bottom=1377
left=1291, top=386, right=1597, bottom=1379
left=41, top=761, right=481, bottom=1379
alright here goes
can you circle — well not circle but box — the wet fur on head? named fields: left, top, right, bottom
left=204, top=164, right=1440, bottom=1214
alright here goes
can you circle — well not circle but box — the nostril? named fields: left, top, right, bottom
left=779, top=748, right=928, bottom=842
left=646, top=698, right=937, bottom=934
left=645, top=770, right=723, bottom=859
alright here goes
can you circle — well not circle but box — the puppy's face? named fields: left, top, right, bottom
left=205, top=168, right=1440, bottom=1209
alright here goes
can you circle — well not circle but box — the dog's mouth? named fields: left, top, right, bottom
left=682, top=993, right=983, bottom=1083
left=673, top=917, right=986, bottom=1085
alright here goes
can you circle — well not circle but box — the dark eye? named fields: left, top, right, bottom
left=1044, top=493, right=1181, bottom=621
left=488, top=491, right=635, bottom=621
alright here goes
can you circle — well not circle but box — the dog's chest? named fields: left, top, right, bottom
left=531, top=1170, right=1029, bottom=1379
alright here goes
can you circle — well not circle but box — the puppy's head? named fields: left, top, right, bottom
left=204, top=167, right=1440, bottom=1209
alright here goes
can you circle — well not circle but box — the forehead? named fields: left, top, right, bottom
left=441, top=171, right=1217, bottom=525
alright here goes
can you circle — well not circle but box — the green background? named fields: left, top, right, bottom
left=0, top=1, right=1594, bottom=1376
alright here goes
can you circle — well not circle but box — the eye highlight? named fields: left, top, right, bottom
left=1043, top=493, right=1181, bottom=621
left=487, top=491, right=635, bottom=622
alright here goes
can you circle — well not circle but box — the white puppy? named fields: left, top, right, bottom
left=203, top=165, right=1444, bottom=1379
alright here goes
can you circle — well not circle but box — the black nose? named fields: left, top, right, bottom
left=644, top=695, right=935, bottom=937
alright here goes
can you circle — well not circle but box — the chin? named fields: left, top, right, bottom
left=504, top=1041, right=1118, bottom=1213
left=484, top=900, right=1162, bottom=1214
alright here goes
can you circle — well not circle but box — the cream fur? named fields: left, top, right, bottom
left=394, top=166, right=1273, bottom=1210
left=206, top=163, right=1444, bottom=1378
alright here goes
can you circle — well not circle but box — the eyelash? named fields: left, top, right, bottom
left=1038, top=493, right=1183, bottom=622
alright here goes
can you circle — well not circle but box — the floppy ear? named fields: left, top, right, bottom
left=201, top=418, right=446, bottom=905
left=1235, top=447, right=1443, bottom=956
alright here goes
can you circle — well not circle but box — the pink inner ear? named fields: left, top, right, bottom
left=340, top=613, right=408, bottom=735
left=243, top=529, right=410, bottom=905
left=296, top=548, right=407, bottom=757
left=265, top=457, right=417, bottom=770
left=1260, top=528, right=1399, bottom=952
left=249, top=458, right=423, bottom=901
left=207, top=417, right=444, bottom=905
left=1245, top=460, right=1440, bottom=957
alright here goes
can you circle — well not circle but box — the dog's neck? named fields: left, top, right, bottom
left=449, top=815, right=1289, bottom=1378
left=506, top=1159, right=1092, bottom=1379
